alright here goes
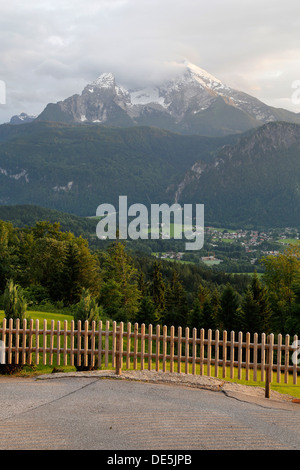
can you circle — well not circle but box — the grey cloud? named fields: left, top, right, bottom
left=0, top=0, right=300, bottom=123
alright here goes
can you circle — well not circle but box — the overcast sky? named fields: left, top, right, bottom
left=0, top=0, right=300, bottom=123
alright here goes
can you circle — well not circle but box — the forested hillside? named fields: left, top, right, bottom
left=1, top=219, right=299, bottom=336
left=0, top=122, right=233, bottom=215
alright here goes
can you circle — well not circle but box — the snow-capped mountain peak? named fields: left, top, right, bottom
left=92, top=72, right=116, bottom=88
left=36, top=61, right=300, bottom=136
left=183, top=61, right=226, bottom=90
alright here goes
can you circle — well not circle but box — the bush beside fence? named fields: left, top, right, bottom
left=0, top=318, right=299, bottom=384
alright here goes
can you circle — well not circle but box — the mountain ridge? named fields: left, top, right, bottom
left=176, top=121, right=300, bottom=226
left=35, top=62, right=300, bottom=137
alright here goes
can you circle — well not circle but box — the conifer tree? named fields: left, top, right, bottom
left=219, top=283, right=240, bottom=332
left=149, top=261, right=165, bottom=313
left=242, top=273, right=272, bottom=335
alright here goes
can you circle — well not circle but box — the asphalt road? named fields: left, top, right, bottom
left=0, top=375, right=300, bottom=451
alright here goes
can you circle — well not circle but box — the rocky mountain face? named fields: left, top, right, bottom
left=36, top=62, right=300, bottom=137
left=176, top=122, right=300, bottom=226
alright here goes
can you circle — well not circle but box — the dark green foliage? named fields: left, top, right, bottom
left=148, top=261, right=166, bottom=313
left=0, top=205, right=96, bottom=237
left=3, top=279, right=27, bottom=323
left=99, top=241, right=140, bottom=322
left=74, top=288, right=103, bottom=324
left=135, top=296, right=160, bottom=326
left=0, top=121, right=230, bottom=216
left=241, top=273, right=272, bottom=335
left=219, top=283, right=241, bottom=332
left=163, top=270, right=188, bottom=328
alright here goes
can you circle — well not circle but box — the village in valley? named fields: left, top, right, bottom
left=154, top=225, right=299, bottom=273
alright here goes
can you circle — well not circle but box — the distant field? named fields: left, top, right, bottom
left=277, top=238, right=299, bottom=245
left=202, top=259, right=222, bottom=266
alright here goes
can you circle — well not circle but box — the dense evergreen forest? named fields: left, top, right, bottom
left=1, top=219, right=300, bottom=336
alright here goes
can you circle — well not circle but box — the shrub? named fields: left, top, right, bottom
left=1, top=280, right=27, bottom=374
left=3, top=279, right=27, bottom=324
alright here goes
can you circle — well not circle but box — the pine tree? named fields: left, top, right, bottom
left=163, top=270, right=187, bottom=328
left=242, top=273, right=272, bottom=335
left=100, top=241, right=140, bottom=321
left=219, top=283, right=240, bottom=332
left=149, top=261, right=165, bottom=313
left=189, top=298, right=204, bottom=330
left=135, top=296, right=160, bottom=326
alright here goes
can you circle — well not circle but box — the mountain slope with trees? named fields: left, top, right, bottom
left=177, top=122, right=300, bottom=227
left=0, top=121, right=234, bottom=215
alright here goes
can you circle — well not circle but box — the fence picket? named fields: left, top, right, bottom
left=192, top=328, right=197, bottom=375
left=222, top=330, right=227, bottom=378
left=112, top=321, right=116, bottom=368
left=162, top=325, right=167, bottom=373
left=177, top=327, right=182, bottom=374
left=245, top=332, right=250, bottom=381
left=199, top=328, right=204, bottom=376
left=185, top=327, right=189, bottom=374
left=207, top=329, right=212, bottom=377
left=133, top=323, right=138, bottom=370
left=230, top=331, right=235, bottom=379
left=2, top=318, right=6, bottom=364
left=253, top=333, right=258, bottom=382
left=83, top=320, right=89, bottom=367
left=63, top=320, right=68, bottom=366
left=28, top=319, right=33, bottom=365
left=237, top=331, right=243, bottom=380
left=105, top=321, right=109, bottom=368
left=90, top=321, right=96, bottom=368
left=277, top=334, right=282, bottom=383
left=126, top=322, right=131, bottom=370
left=155, top=324, right=160, bottom=372
left=170, top=326, right=175, bottom=373
left=8, top=318, right=13, bottom=364
left=261, top=333, right=266, bottom=382
left=293, top=334, right=298, bottom=385
left=97, top=320, right=102, bottom=369
left=77, top=320, right=81, bottom=368
left=284, top=334, right=290, bottom=384
left=36, top=319, right=40, bottom=366
left=22, top=319, right=27, bottom=365
left=56, top=320, right=60, bottom=366
left=43, top=319, right=47, bottom=365
left=70, top=320, right=75, bottom=367
left=214, top=329, right=219, bottom=378
left=148, top=324, right=152, bottom=371
left=140, top=324, right=145, bottom=371
left=49, top=320, right=54, bottom=365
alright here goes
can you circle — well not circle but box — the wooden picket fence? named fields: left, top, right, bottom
left=0, top=318, right=299, bottom=385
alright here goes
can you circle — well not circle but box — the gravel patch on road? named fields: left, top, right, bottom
left=37, top=369, right=296, bottom=404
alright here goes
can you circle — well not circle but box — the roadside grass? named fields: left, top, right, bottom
left=0, top=310, right=299, bottom=398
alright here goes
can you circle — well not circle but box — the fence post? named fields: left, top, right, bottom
left=265, top=334, right=273, bottom=398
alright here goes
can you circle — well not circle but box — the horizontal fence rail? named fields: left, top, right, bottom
left=0, top=318, right=299, bottom=385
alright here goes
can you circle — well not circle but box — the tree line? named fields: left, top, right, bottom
left=1, top=220, right=300, bottom=336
